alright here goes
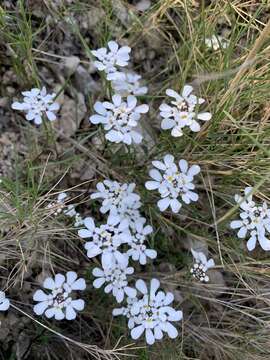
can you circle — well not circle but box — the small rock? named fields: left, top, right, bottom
left=86, top=7, right=106, bottom=29
left=91, top=133, right=105, bottom=151
left=57, top=93, right=87, bottom=137
left=63, top=56, right=80, bottom=76
left=74, top=65, right=101, bottom=96
left=112, top=0, right=130, bottom=26
left=136, top=0, right=151, bottom=11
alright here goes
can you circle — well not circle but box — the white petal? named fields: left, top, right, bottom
left=33, top=289, right=48, bottom=302
left=182, top=85, right=193, bottom=97
left=146, top=328, right=155, bottom=345
left=190, top=121, right=200, bottom=132
left=188, top=165, right=200, bottom=177
left=197, top=112, right=212, bottom=121
left=145, top=249, right=157, bottom=259
left=0, top=298, right=10, bottom=311
left=150, top=278, right=160, bottom=299
left=164, top=154, right=174, bottom=166
left=92, top=268, right=104, bottom=277
left=154, top=326, right=163, bottom=340
left=33, top=301, right=48, bottom=315
left=46, top=111, right=56, bottom=121
left=166, top=323, right=178, bottom=338
left=171, top=126, right=184, bottom=137
left=93, top=277, right=106, bottom=288
left=112, top=94, right=122, bottom=107
left=237, top=227, right=247, bottom=238
left=54, top=274, right=65, bottom=288
left=161, top=118, right=175, bottom=130
left=157, top=197, right=170, bottom=211
left=105, top=130, right=123, bottom=143
left=135, top=104, right=149, bottom=113
left=170, top=199, right=182, bottom=213
left=65, top=305, right=77, bottom=320
left=125, top=286, right=137, bottom=298
left=136, top=279, right=148, bottom=294
left=66, top=271, right=77, bottom=285
left=94, top=101, right=107, bottom=115
left=166, top=89, right=180, bottom=99
left=230, top=220, right=243, bottom=229
left=43, top=277, right=55, bottom=290
left=149, top=169, right=162, bottom=181
left=71, top=278, right=86, bottom=291
left=145, top=181, right=160, bottom=190
left=108, top=41, right=119, bottom=52
left=78, top=229, right=92, bottom=238
left=131, top=325, right=145, bottom=340
left=90, top=114, right=106, bottom=124
left=70, top=299, right=85, bottom=311
left=178, top=159, right=188, bottom=173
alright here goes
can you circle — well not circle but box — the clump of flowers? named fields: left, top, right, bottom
left=91, top=180, right=141, bottom=218
left=113, top=279, right=182, bottom=345
left=127, top=221, right=157, bottom=265
left=80, top=180, right=156, bottom=267
left=145, top=154, right=200, bottom=213
left=33, top=272, right=86, bottom=320
left=159, top=86, right=212, bottom=137
left=190, top=248, right=215, bottom=282
left=47, top=192, right=83, bottom=227
left=11, top=87, right=60, bottom=125
left=92, top=256, right=136, bottom=303
left=230, top=187, right=270, bottom=251
left=89, top=94, right=149, bottom=145
left=78, top=215, right=131, bottom=266
left=111, top=71, right=148, bottom=96
left=205, top=35, right=228, bottom=51
left=91, top=41, right=131, bottom=80
left=0, top=291, right=10, bottom=311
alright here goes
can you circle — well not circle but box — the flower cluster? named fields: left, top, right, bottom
left=230, top=187, right=270, bottom=251
left=90, top=94, right=149, bottom=144
left=91, top=40, right=131, bottom=80
left=190, top=249, right=215, bottom=282
left=113, top=279, right=182, bottom=345
left=33, top=272, right=86, bottom=320
left=12, top=87, right=60, bottom=125
left=78, top=180, right=157, bottom=296
left=47, top=192, right=83, bottom=227
left=111, top=71, right=148, bottom=96
left=145, top=154, right=200, bottom=213
left=160, top=86, right=212, bottom=137
left=90, top=41, right=149, bottom=145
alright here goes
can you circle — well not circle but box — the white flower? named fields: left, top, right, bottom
left=91, top=41, right=131, bottom=80
left=33, top=272, right=86, bottom=320
left=78, top=215, right=131, bottom=267
left=110, top=199, right=145, bottom=231
left=159, top=86, right=212, bottom=137
left=92, top=256, right=136, bottom=303
left=145, top=154, right=200, bottom=213
left=12, top=87, right=60, bottom=125
left=115, top=278, right=182, bottom=345
left=111, top=72, right=148, bottom=96
left=205, top=35, right=228, bottom=51
left=0, top=291, right=10, bottom=311
left=127, top=222, right=157, bottom=265
left=112, top=296, right=138, bottom=329
left=91, top=180, right=141, bottom=215
left=74, top=213, right=84, bottom=227
left=230, top=187, right=270, bottom=251
left=190, top=248, right=215, bottom=282
left=89, top=94, right=149, bottom=145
